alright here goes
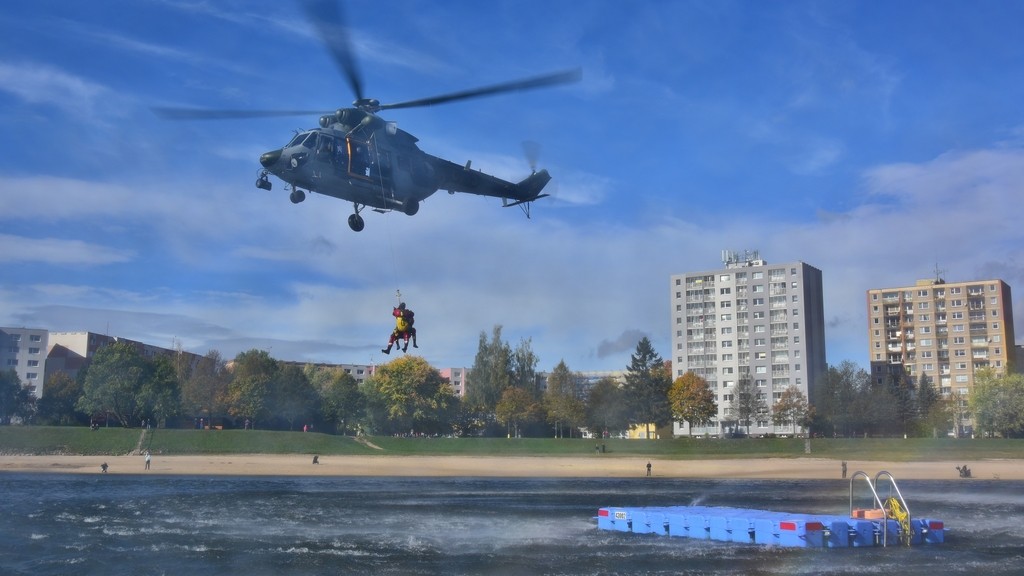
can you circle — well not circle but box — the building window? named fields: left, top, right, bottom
left=720, top=275, right=730, bottom=282
left=26, top=373, right=37, bottom=380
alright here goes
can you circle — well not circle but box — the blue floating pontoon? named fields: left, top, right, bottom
left=596, top=471, right=944, bottom=548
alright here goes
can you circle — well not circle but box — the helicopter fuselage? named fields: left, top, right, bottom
left=258, top=109, right=438, bottom=216
left=256, top=107, right=551, bottom=230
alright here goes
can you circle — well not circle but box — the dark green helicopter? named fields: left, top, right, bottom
left=156, top=0, right=579, bottom=232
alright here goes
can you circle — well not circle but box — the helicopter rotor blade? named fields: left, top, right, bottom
left=152, top=107, right=329, bottom=120
left=301, top=0, right=364, bottom=102
left=379, top=68, right=581, bottom=111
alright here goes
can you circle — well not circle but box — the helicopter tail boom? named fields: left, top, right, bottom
left=509, top=169, right=551, bottom=204
left=435, top=155, right=552, bottom=206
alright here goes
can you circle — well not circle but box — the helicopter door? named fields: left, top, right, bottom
left=316, top=133, right=336, bottom=161
left=346, top=136, right=372, bottom=179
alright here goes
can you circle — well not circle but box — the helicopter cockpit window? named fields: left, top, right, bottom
left=300, top=132, right=318, bottom=149
left=286, top=133, right=305, bottom=148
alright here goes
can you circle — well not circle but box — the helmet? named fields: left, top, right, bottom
left=398, top=302, right=406, bottom=310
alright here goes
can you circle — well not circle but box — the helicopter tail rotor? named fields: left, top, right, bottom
left=522, top=140, right=542, bottom=173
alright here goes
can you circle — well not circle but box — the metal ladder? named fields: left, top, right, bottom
left=849, top=470, right=914, bottom=546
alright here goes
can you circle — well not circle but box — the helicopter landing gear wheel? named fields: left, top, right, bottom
left=403, top=199, right=420, bottom=216
left=289, top=189, right=306, bottom=204
left=348, top=213, right=365, bottom=232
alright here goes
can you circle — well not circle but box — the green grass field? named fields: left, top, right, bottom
left=3, top=426, right=1024, bottom=461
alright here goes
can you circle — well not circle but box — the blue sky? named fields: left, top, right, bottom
left=2, top=0, right=1022, bottom=374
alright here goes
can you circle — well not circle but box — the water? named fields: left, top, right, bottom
left=2, top=474, right=1023, bottom=575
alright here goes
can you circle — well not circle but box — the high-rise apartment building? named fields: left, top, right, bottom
left=0, top=327, right=49, bottom=397
left=866, top=278, right=1015, bottom=402
left=670, top=251, right=827, bottom=436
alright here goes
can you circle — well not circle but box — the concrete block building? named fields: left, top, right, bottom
left=670, top=251, right=827, bottom=436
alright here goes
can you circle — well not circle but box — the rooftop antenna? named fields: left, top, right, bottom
left=933, top=262, right=946, bottom=284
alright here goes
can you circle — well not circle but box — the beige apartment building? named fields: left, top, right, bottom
left=866, top=278, right=1015, bottom=401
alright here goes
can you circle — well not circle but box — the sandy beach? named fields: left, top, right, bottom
left=1, top=454, right=1019, bottom=480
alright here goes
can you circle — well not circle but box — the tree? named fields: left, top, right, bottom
left=363, top=356, right=458, bottom=435
left=495, top=386, right=542, bottom=438
left=584, top=377, right=630, bottom=438
left=466, top=326, right=512, bottom=411
left=971, top=370, right=1024, bottom=438
left=733, top=376, right=766, bottom=434
left=181, top=350, right=230, bottom=428
left=271, top=364, right=319, bottom=430
left=314, top=367, right=365, bottom=435
left=623, top=337, right=671, bottom=439
left=772, top=385, right=811, bottom=436
left=35, top=371, right=87, bottom=425
left=886, top=370, right=917, bottom=436
left=544, top=360, right=584, bottom=438
left=76, top=341, right=150, bottom=427
left=0, top=370, right=35, bottom=425
left=861, top=375, right=899, bottom=436
left=668, top=371, right=717, bottom=436
left=815, top=361, right=865, bottom=437
left=512, top=337, right=540, bottom=397
left=915, top=373, right=947, bottom=437
left=140, top=355, right=182, bottom=427
left=226, top=349, right=278, bottom=428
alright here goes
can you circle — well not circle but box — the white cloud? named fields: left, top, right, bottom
left=0, top=234, right=134, bottom=265
left=0, top=61, right=112, bottom=119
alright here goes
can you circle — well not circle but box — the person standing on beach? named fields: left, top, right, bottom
left=646, top=462, right=652, bottom=477
left=841, top=460, right=847, bottom=479
left=145, top=451, right=151, bottom=470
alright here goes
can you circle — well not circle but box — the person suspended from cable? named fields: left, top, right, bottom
left=382, top=301, right=417, bottom=354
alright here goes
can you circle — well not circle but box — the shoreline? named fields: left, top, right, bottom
left=1, top=454, right=1019, bottom=480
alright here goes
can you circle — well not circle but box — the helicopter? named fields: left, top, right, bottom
left=155, top=0, right=580, bottom=232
